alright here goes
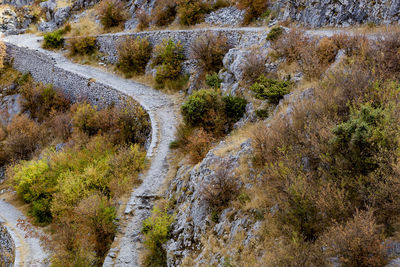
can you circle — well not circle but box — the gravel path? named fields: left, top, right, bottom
left=0, top=199, right=49, bottom=266
left=4, top=34, right=180, bottom=266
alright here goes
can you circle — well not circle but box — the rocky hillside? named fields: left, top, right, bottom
left=3, top=0, right=400, bottom=267
left=2, top=0, right=400, bottom=35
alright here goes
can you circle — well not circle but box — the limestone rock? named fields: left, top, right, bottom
left=205, top=6, right=245, bottom=27
left=277, top=0, right=400, bottom=27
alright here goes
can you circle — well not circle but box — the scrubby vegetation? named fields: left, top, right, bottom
left=67, top=36, right=97, bottom=56
left=235, top=31, right=400, bottom=266
left=0, top=68, right=150, bottom=265
left=235, top=0, right=269, bottom=25
left=177, top=0, right=211, bottom=26
left=190, top=32, right=231, bottom=74
left=142, top=203, right=175, bottom=267
left=97, top=0, right=128, bottom=29
left=176, top=89, right=247, bottom=163
left=266, top=26, right=284, bottom=41
left=152, top=0, right=178, bottom=27
left=251, top=75, right=292, bottom=104
left=152, top=39, right=187, bottom=90
left=117, top=37, right=153, bottom=77
left=271, top=29, right=342, bottom=79
left=43, top=25, right=71, bottom=49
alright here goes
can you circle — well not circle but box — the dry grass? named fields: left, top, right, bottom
left=66, top=15, right=102, bottom=38
left=0, top=67, right=20, bottom=87
left=213, top=123, right=257, bottom=157
left=0, top=41, right=5, bottom=69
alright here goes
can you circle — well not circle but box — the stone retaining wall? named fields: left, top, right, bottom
left=6, top=43, right=128, bottom=107
left=96, top=28, right=267, bottom=63
left=0, top=223, right=15, bottom=266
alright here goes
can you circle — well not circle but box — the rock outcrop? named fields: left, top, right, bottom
left=0, top=7, right=32, bottom=35
left=165, top=139, right=256, bottom=266
left=38, top=0, right=71, bottom=32
left=277, top=0, right=400, bottom=27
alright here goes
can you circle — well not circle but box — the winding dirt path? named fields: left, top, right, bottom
left=0, top=199, right=48, bottom=266
left=3, top=34, right=180, bottom=266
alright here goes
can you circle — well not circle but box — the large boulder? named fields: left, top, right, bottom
left=54, top=6, right=71, bottom=26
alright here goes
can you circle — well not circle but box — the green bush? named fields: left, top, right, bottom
left=13, top=159, right=56, bottom=224
left=152, top=39, right=185, bottom=89
left=117, top=37, right=152, bottom=77
left=255, top=108, right=269, bottom=119
left=177, top=0, right=211, bottom=26
left=43, top=29, right=65, bottom=49
left=181, top=90, right=247, bottom=134
left=181, top=89, right=223, bottom=128
left=330, top=103, right=397, bottom=175
left=142, top=205, right=175, bottom=267
left=266, top=27, right=284, bottom=41
left=206, top=73, right=223, bottom=89
left=251, top=75, right=292, bottom=104
left=222, top=95, right=247, bottom=123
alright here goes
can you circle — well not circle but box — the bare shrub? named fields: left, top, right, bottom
left=45, top=112, right=72, bottom=141
left=298, top=40, right=325, bottom=80
left=321, top=210, right=388, bottom=267
left=373, top=32, right=400, bottom=79
left=20, top=80, right=71, bottom=122
left=136, top=9, right=151, bottom=30
left=330, top=33, right=370, bottom=59
left=272, top=29, right=309, bottom=62
left=97, top=0, right=128, bottom=29
left=117, top=36, right=152, bottom=77
left=316, top=37, right=339, bottom=65
left=4, top=115, right=41, bottom=160
left=152, top=0, right=177, bottom=27
left=242, top=50, right=268, bottom=83
left=186, top=128, right=214, bottom=164
left=190, top=32, right=232, bottom=74
left=235, top=0, right=269, bottom=25
left=201, top=162, right=240, bottom=209
left=252, top=120, right=291, bottom=167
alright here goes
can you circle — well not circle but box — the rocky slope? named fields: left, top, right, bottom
left=3, top=0, right=400, bottom=35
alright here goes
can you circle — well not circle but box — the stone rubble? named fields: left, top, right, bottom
left=204, top=6, right=245, bottom=27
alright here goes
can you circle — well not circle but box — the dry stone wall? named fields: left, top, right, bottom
left=6, top=43, right=128, bottom=107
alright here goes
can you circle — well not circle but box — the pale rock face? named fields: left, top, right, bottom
left=205, top=6, right=245, bottom=27
left=72, top=0, right=100, bottom=11
left=0, top=7, right=32, bottom=35
left=1, top=0, right=34, bottom=7
left=277, top=0, right=400, bottom=27
left=165, top=139, right=256, bottom=266
left=38, top=0, right=71, bottom=32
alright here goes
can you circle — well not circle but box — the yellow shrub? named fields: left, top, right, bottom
left=0, top=41, right=6, bottom=69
